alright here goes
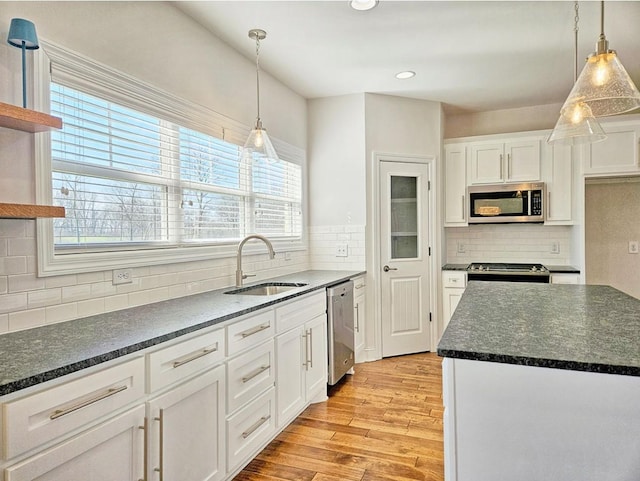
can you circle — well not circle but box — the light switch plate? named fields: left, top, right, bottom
left=629, top=241, right=639, bottom=254
left=550, top=241, right=560, bottom=254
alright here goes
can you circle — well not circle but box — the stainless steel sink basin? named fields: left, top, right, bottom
left=224, top=282, right=308, bottom=296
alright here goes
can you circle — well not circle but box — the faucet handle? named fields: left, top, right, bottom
left=243, top=274, right=256, bottom=280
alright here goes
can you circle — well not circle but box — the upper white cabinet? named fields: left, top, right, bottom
left=469, top=139, right=541, bottom=185
left=583, top=123, right=640, bottom=175
left=544, top=143, right=573, bottom=224
left=444, top=144, right=467, bottom=226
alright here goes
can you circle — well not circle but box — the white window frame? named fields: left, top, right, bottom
left=34, top=41, right=307, bottom=277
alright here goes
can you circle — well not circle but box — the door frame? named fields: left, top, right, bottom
left=369, top=152, right=439, bottom=360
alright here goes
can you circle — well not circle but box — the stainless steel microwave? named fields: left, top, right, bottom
left=467, top=182, right=545, bottom=224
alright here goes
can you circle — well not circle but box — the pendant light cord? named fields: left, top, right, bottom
left=600, top=0, right=605, bottom=37
left=255, top=35, right=261, bottom=123
left=574, top=1, right=579, bottom=82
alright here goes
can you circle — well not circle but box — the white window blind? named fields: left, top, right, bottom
left=49, top=83, right=303, bottom=250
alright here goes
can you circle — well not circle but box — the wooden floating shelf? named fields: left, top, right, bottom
left=0, top=203, right=65, bottom=219
left=0, top=101, right=62, bottom=133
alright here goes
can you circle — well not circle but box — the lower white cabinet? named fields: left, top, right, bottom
left=353, top=276, right=367, bottom=362
left=5, top=405, right=145, bottom=481
left=147, top=365, right=225, bottom=481
left=550, top=273, right=581, bottom=284
left=442, top=271, right=467, bottom=333
left=276, top=313, right=327, bottom=429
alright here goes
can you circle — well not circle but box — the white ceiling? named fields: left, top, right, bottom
left=173, top=1, right=640, bottom=115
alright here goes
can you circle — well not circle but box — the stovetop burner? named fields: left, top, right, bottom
left=468, top=263, right=548, bottom=273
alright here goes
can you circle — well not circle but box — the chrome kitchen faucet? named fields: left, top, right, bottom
left=235, top=234, right=275, bottom=287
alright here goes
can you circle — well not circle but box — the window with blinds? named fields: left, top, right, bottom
left=50, top=83, right=303, bottom=249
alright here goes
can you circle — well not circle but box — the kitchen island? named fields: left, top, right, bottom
left=437, top=281, right=640, bottom=481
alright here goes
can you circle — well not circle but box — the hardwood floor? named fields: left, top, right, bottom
left=234, top=352, right=444, bottom=481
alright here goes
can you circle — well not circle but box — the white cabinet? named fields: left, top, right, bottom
left=544, top=143, right=573, bottom=224
left=4, top=406, right=145, bottom=481
left=147, top=365, right=225, bottom=481
left=444, top=144, right=467, bottom=226
left=275, top=292, right=328, bottom=429
left=353, top=276, right=367, bottom=362
left=583, top=123, right=640, bottom=175
left=469, top=139, right=541, bottom=185
left=442, top=271, right=467, bottom=333
left=550, top=273, right=581, bottom=284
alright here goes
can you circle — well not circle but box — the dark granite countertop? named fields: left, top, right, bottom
left=546, top=265, right=581, bottom=274
left=442, top=263, right=469, bottom=271
left=0, top=270, right=364, bottom=396
left=437, top=281, right=640, bottom=377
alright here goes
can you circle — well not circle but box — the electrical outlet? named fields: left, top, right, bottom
left=629, top=241, right=639, bottom=254
left=284, top=251, right=292, bottom=261
left=457, top=241, right=466, bottom=254
left=550, top=241, right=560, bottom=254
left=336, top=244, right=348, bottom=257
left=112, top=268, right=133, bottom=285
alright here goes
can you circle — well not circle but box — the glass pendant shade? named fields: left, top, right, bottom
left=547, top=101, right=607, bottom=145
left=562, top=50, right=640, bottom=117
left=243, top=120, right=278, bottom=161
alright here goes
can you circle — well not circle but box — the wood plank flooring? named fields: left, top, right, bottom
left=234, top=352, right=444, bottom=481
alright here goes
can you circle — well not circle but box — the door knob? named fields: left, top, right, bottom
left=383, top=265, right=398, bottom=272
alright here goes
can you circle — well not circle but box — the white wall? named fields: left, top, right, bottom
left=445, top=103, right=562, bottom=139
left=307, top=94, right=366, bottom=271
left=0, top=2, right=309, bottom=334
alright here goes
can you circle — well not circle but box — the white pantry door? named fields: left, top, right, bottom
left=380, top=161, right=431, bottom=357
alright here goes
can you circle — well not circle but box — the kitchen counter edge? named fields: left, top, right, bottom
left=0, top=270, right=365, bottom=397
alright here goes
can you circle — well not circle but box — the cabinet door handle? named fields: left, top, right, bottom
left=355, top=305, right=360, bottom=333
left=154, top=410, right=164, bottom=481
left=307, top=328, right=313, bottom=369
left=242, top=415, right=271, bottom=439
left=172, top=344, right=218, bottom=368
left=49, top=385, right=128, bottom=420
left=507, top=153, right=511, bottom=179
left=240, top=323, right=270, bottom=338
left=301, top=331, right=308, bottom=369
left=500, top=154, right=503, bottom=179
left=139, top=417, right=148, bottom=481
left=242, top=364, right=270, bottom=383
left=461, top=194, right=465, bottom=220
left=547, top=191, right=551, bottom=219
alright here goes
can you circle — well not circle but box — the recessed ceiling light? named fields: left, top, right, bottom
left=349, top=0, right=378, bottom=11
left=395, top=71, right=416, bottom=80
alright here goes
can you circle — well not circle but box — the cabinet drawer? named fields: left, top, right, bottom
left=226, top=310, right=275, bottom=356
left=443, top=271, right=467, bottom=288
left=147, top=327, right=225, bottom=393
left=226, top=387, right=276, bottom=474
left=3, top=357, right=145, bottom=460
left=226, top=339, right=275, bottom=414
left=275, top=290, right=326, bottom=333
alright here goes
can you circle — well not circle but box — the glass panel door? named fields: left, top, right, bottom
left=390, top=175, right=418, bottom=259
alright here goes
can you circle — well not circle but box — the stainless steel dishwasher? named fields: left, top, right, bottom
left=327, top=280, right=355, bottom=385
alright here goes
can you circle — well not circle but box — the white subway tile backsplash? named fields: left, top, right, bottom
left=0, top=218, right=312, bottom=334
left=9, top=308, right=46, bottom=331
left=62, top=283, right=93, bottom=303
left=28, top=288, right=62, bottom=309
left=8, top=274, right=45, bottom=293
left=45, top=303, right=78, bottom=324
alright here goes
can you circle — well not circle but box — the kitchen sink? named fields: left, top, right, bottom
left=224, top=282, right=308, bottom=296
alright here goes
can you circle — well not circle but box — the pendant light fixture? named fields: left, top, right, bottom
left=561, top=1, right=640, bottom=118
left=548, top=2, right=607, bottom=145
left=243, top=29, right=278, bottom=162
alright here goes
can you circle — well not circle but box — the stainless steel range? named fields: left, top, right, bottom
left=467, top=263, right=550, bottom=283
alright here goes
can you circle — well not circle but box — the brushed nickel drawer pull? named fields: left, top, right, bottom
left=240, top=323, right=270, bottom=338
left=154, top=410, right=164, bottom=481
left=50, top=385, right=128, bottom=420
left=172, top=344, right=218, bottom=368
left=242, top=415, right=271, bottom=439
left=355, top=283, right=365, bottom=289
left=242, top=365, right=270, bottom=383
